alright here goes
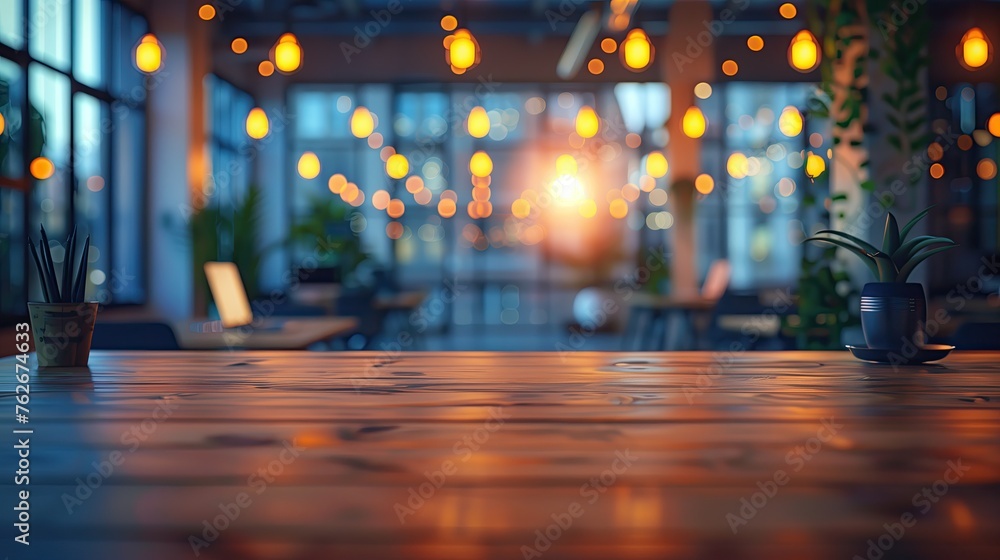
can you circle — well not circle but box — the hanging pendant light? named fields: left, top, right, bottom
left=682, top=106, right=707, bottom=138
left=272, top=33, right=302, bottom=73
left=620, top=28, right=653, bottom=72
left=445, top=28, right=481, bottom=74
left=788, top=30, right=820, bottom=72
left=575, top=106, right=600, bottom=139
left=246, top=108, right=269, bottom=140
left=957, top=27, right=992, bottom=70
left=351, top=106, right=375, bottom=138
left=134, top=33, right=163, bottom=74
left=467, top=106, right=490, bottom=138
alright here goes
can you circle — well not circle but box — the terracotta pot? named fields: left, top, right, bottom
left=860, top=283, right=926, bottom=350
left=27, top=302, right=99, bottom=367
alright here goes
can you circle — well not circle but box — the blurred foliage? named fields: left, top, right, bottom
left=0, top=78, right=46, bottom=177
left=288, top=194, right=369, bottom=282
left=191, top=185, right=269, bottom=302
left=790, top=0, right=931, bottom=348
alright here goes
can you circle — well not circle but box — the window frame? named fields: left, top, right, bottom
left=0, top=0, right=149, bottom=325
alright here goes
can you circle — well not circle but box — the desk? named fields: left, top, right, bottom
left=3, top=351, right=998, bottom=559
left=173, top=317, right=357, bottom=350
left=374, top=290, right=428, bottom=311
left=625, top=293, right=717, bottom=350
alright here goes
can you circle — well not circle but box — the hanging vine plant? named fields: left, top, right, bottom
left=787, top=0, right=931, bottom=349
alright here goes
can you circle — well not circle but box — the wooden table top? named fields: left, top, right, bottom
left=171, top=317, right=358, bottom=350
left=3, top=350, right=998, bottom=560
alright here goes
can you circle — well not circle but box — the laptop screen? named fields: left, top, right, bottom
left=204, top=262, right=254, bottom=328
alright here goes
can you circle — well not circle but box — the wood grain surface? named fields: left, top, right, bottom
left=1, top=350, right=998, bottom=560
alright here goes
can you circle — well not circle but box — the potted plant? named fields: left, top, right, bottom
left=27, top=225, right=97, bottom=367
left=804, top=207, right=956, bottom=351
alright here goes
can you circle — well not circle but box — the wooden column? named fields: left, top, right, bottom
left=662, top=0, right=714, bottom=298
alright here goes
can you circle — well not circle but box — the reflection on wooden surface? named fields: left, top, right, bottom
left=1, top=350, right=998, bottom=559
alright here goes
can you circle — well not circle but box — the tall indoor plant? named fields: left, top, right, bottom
left=804, top=207, right=956, bottom=349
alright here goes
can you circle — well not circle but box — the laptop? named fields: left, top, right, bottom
left=203, top=261, right=285, bottom=331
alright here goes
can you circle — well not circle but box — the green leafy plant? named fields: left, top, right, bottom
left=288, top=194, right=368, bottom=275
left=804, top=207, right=957, bottom=283
left=190, top=185, right=270, bottom=302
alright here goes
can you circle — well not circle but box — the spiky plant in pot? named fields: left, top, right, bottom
left=804, top=207, right=957, bottom=350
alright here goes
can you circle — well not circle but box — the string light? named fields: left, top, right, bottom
left=467, top=106, right=490, bottom=138
left=30, top=157, right=55, bottom=180
left=351, top=107, right=375, bottom=138
left=778, top=106, right=803, bottom=137
left=297, top=152, right=320, bottom=179
left=645, top=153, right=668, bottom=178
left=682, top=106, right=707, bottom=138
left=245, top=107, right=269, bottom=139
left=575, top=106, right=599, bottom=139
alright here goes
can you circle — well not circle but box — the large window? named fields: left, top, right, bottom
left=0, top=0, right=148, bottom=322
left=286, top=82, right=819, bottom=332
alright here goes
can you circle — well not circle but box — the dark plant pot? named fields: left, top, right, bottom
left=860, top=283, right=926, bottom=350
left=27, top=302, right=99, bottom=367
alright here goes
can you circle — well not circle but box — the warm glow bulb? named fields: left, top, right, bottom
left=245, top=107, right=269, bottom=139
left=695, top=174, right=715, bottom=194
left=134, top=34, right=163, bottom=74
left=470, top=151, right=493, bottom=178
left=231, top=38, right=248, bottom=54
left=351, top=107, right=375, bottom=138
left=438, top=198, right=457, bottom=218
left=805, top=153, right=826, bottom=178
left=449, top=31, right=478, bottom=70
left=198, top=4, right=216, bottom=20
left=467, top=106, right=490, bottom=138
left=727, top=153, right=749, bottom=179
left=609, top=199, right=628, bottom=219
left=959, top=28, right=992, bottom=70
left=682, top=106, right=707, bottom=138
left=988, top=113, right=1000, bottom=137
left=297, top=152, right=321, bottom=179
left=273, top=33, right=302, bottom=73
left=441, top=15, right=458, bottom=31
left=645, top=152, right=668, bottom=178
left=788, top=30, right=820, bottom=72
left=0, top=113, right=5, bottom=136
left=621, top=28, right=653, bottom=71
left=575, top=106, right=599, bottom=139
left=30, top=157, right=55, bottom=180
left=556, top=154, right=578, bottom=176
left=778, top=106, right=803, bottom=137
left=386, top=154, right=409, bottom=179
